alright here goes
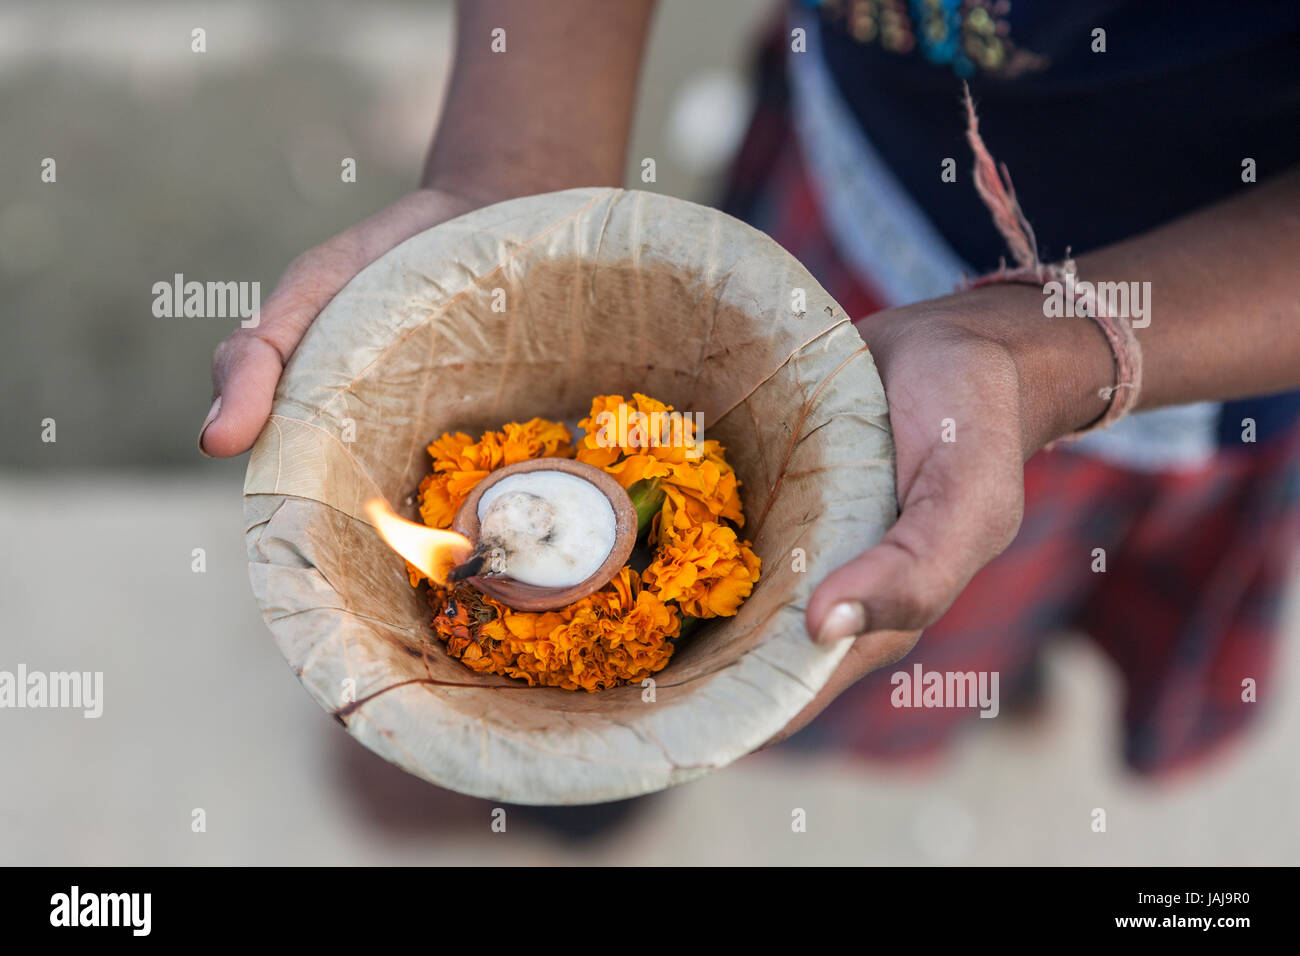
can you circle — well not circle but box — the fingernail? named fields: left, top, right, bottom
left=816, top=600, right=867, bottom=643
left=197, top=396, right=221, bottom=457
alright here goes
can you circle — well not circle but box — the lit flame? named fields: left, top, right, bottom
left=364, top=497, right=474, bottom=586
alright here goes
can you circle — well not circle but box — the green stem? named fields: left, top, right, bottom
left=627, top=477, right=667, bottom=541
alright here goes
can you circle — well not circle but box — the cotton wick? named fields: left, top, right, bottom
left=446, top=552, right=485, bottom=582
left=447, top=490, right=556, bottom=582
left=447, top=545, right=508, bottom=582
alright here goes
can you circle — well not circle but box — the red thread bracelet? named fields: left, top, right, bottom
left=960, top=85, right=1143, bottom=440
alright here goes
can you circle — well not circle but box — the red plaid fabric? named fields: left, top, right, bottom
left=722, top=40, right=1300, bottom=776
left=798, top=431, right=1300, bottom=776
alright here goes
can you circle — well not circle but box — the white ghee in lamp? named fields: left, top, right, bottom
left=475, top=471, right=616, bottom=588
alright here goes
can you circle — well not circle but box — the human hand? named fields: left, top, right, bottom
left=771, top=283, right=1113, bottom=743
left=199, top=187, right=500, bottom=457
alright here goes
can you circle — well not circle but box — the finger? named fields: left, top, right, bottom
left=199, top=330, right=289, bottom=457
left=806, top=445, right=1023, bottom=643
left=199, top=192, right=470, bottom=457
left=198, top=284, right=334, bottom=457
left=199, top=252, right=356, bottom=453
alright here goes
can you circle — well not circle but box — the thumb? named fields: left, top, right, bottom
left=199, top=326, right=294, bottom=458
left=806, top=471, right=1022, bottom=645
left=199, top=190, right=478, bottom=457
left=199, top=278, right=335, bottom=457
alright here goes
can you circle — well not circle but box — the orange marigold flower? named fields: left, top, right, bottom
left=661, top=455, right=744, bottom=525
left=499, top=418, right=575, bottom=464
left=643, top=487, right=761, bottom=618
left=413, top=393, right=759, bottom=690
left=599, top=453, right=672, bottom=490
left=577, top=394, right=744, bottom=524
left=410, top=418, right=574, bottom=583
left=577, top=393, right=700, bottom=463
left=430, top=570, right=680, bottom=692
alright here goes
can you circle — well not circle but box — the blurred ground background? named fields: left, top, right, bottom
left=1, top=0, right=1297, bottom=864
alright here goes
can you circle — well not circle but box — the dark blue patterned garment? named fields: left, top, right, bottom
left=802, top=0, right=1300, bottom=445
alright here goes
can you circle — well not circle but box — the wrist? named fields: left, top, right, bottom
left=984, top=284, right=1114, bottom=453
left=422, top=148, right=629, bottom=211
left=423, top=123, right=626, bottom=204
left=882, top=283, right=1113, bottom=457
left=422, top=163, right=605, bottom=206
